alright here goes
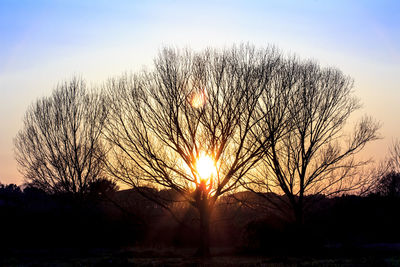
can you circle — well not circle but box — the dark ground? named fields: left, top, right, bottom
left=1, top=246, right=400, bottom=266
left=2, top=185, right=400, bottom=266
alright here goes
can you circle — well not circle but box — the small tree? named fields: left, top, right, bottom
left=104, top=45, right=282, bottom=256
left=246, top=59, right=380, bottom=225
left=375, top=140, right=400, bottom=197
left=376, top=172, right=400, bottom=197
left=387, top=139, right=400, bottom=173
left=14, top=78, right=108, bottom=196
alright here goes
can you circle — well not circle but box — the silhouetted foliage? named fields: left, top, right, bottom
left=370, top=140, right=400, bottom=197
left=88, top=177, right=119, bottom=200
left=0, top=183, right=22, bottom=206
left=0, top=183, right=144, bottom=250
left=387, top=139, right=400, bottom=173
left=375, top=172, right=400, bottom=197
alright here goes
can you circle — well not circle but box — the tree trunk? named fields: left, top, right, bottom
left=193, top=181, right=213, bottom=257
left=294, top=204, right=304, bottom=227
left=196, top=203, right=211, bottom=257
left=292, top=202, right=306, bottom=251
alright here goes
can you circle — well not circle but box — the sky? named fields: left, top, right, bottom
left=0, top=0, right=399, bottom=185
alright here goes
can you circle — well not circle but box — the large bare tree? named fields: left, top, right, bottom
left=246, top=59, right=380, bottom=225
left=14, top=78, right=108, bottom=196
left=104, top=45, right=283, bottom=256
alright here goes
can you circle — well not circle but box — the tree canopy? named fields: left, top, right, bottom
left=14, top=78, right=108, bottom=195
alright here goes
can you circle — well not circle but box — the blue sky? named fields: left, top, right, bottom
left=1, top=0, right=399, bottom=184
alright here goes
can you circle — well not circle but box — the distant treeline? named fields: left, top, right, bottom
left=1, top=181, right=399, bottom=254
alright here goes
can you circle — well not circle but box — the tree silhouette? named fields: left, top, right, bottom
left=245, top=58, right=380, bottom=226
left=387, top=139, right=400, bottom=173
left=104, top=45, right=282, bottom=256
left=375, top=140, right=400, bottom=197
left=14, top=78, right=108, bottom=196
left=376, top=172, right=400, bottom=197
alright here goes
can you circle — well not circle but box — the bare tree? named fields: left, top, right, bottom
left=375, top=172, right=400, bottom=197
left=14, top=78, right=108, bottom=196
left=104, top=45, right=283, bottom=256
left=387, top=139, right=400, bottom=173
left=246, top=59, right=380, bottom=225
left=374, top=139, right=400, bottom=197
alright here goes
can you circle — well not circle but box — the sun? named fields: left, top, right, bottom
left=190, top=88, right=208, bottom=108
left=195, top=153, right=217, bottom=183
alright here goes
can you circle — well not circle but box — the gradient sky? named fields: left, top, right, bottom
left=1, top=0, right=399, bottom=185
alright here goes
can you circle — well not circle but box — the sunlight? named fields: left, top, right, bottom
left=190, top=88, right=208, bottom=108
left=195, top=153, right=217, bottom=184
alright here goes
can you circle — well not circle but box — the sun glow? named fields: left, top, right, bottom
left=190, top=88, right=208, bottom=108
left=195, top=153, right=217, bottom=183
